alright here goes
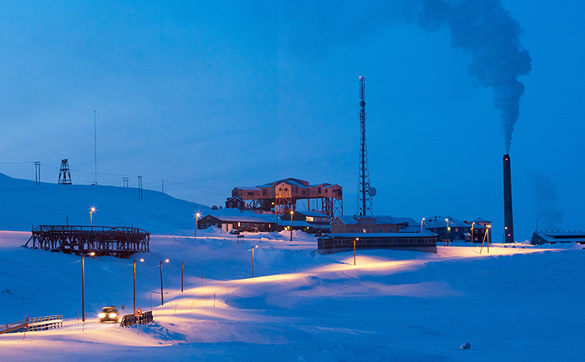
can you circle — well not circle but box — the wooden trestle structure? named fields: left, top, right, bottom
left=25, top=225, right=150, bottom=258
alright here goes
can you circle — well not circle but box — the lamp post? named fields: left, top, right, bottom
left=160, top=259, right=169, bottom=305
left=81, top=255, right=85, bottom=322
left=89, top=206, right=96, bottom=232
left=194, top=212, right=201, bottom=237
left=470, top=222, right=475, bottom=244
left=133, top=258, right=144, bottom=313
left=133, top=259, right=136, bottom=312
left=250, top=245, right=258, bottom=278
left=445, top=218, right=450, bottom=246
left=353, top=238, right=356, bottom=265
left=420, top=218, right=425, bottom=233
left=289, top=210, right=294, bottom=242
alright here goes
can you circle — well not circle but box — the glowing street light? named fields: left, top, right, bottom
left=471, top=222, right=475, bottom=244
left=160, top=259, right=169, bottom=305
left=354, top=237, right=359, bottom=266
left=81, top=254, right=85, bottom=322
left=133, top=258, right=144, bottom=313
left=420, top=218, right=425, bottom=233
left=289, top=210, right=294, bottom=242
left=194, top=212, right=201, bottom=237
left=249, top=245, right=258, bottom=278
left=89, top=206, right=96, bottom=231
left=445, top=218, right=450, bottom=246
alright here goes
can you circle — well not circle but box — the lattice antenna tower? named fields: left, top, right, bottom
left=58, top=159, right=72, bottom=185
left=357, top=76, right=373, bottom=216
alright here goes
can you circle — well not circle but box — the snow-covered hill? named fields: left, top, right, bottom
left=1, top=172, right=584, bottom=361
left=0, top=173, right=209, bottom=235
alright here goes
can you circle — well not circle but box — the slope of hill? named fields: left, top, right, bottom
left=0, top=173, right=209, bottom=235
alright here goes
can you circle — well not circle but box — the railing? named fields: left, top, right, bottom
left=120, top=311, right=153, bottom=328
left=27, top=315, right=63, bottom=331
left=0, top=315, right=63, bottom=335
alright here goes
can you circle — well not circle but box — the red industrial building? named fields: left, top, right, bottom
left=228, top=178, right=343, bottom=218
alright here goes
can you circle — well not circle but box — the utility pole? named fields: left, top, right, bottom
left=34, top=161, right=41, bottom=185
left=159, top=261, right=164, bottom=306
left=138, top=176, right=143, bottom=201
left=81, top=255, right=85, bottom=322
left=133, top=259, right=136, bottom=313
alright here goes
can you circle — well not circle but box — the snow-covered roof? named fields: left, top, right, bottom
left=424, top=215, right=468, bottom=228
left=532, top=230, right=585, bottom=244
left=296, top=211, right=331, bottom=218
left=282, top=180, right=308, bottom=188
left=321, top=231, right=436, bottom=238
left=203, top=209, right=277, bottom=223
left=336, top=215, right=418, bottom=227
left=288, top=220, right=312, bottom=227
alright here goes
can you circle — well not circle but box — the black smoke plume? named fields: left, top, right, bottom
left=416, top=0, right=531, bottom=152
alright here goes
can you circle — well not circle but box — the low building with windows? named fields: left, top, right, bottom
left=423, top=215, right=491, bottom=243
left=322, top=215, right=437, bottom=254
left=198, top=210, right=277, bottom=233
left=318, top=232, right=437, bottom=254
left=331, top=215, right=418, bottom=234
left=531, top=230, right=585, bottom=245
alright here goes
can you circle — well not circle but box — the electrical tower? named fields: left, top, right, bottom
left=58, top=159, right=72, bottom=185
left=357, top=76, right=375, bottom=216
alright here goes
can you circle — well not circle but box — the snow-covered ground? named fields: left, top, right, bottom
left=1, top=174, right=584, bottom=360
left=1, top=228, right=584, bottom=361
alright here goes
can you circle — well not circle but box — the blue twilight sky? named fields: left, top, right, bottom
left=1, top=0, right=584, bottom=241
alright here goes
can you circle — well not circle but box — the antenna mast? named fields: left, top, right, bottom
left=357, top=76, right=373, bottom=216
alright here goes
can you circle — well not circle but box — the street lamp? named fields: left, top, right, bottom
left=420, top=218, right=425, bottom=233
left=160, top=259, right=169, bottom=305
left=81, top=254, right=85, bottom=322
left=445, top=218, right=450, bottom=246
left=133, top=258, right=144, bottom=313
left=289, top=210, right=294, bottom=242
left=273, top=202, right=279, bottom=232
left=194, top=212, right=201, bottom=237
left=89, top=206, right=96, bottom=232
left=250, top=245, right=258, bottom=278
left=470, top=222, right=475, bottom=244
left=81, top=251, right=96, bottom=323
left=354, top=237, right=359, bottom=266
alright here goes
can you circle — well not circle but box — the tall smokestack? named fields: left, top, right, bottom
left=503, top=154, right=514, bottom=242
